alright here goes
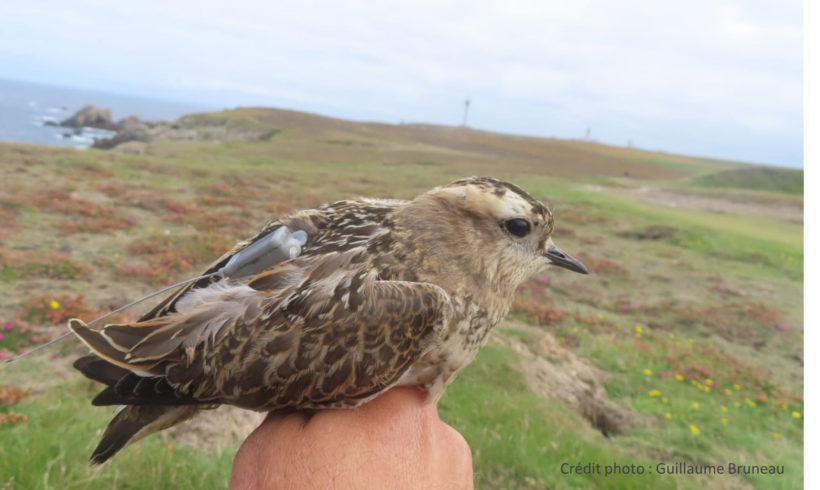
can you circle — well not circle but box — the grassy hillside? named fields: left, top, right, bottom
left=0, top=109, right=804, bottom=489
left=691, top=167, right=804, bottom=195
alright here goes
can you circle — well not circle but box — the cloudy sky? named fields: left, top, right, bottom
left=0, top=0, right=803, bottom=167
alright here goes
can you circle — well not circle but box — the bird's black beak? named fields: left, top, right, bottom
left=543, top=246, right=589, bottom=275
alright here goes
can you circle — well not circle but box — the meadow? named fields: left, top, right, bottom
left=0, top=108, right=804, bottom=489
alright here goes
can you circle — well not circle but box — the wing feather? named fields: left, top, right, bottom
left=78, top=260, right=451, bottom=410
left=75, top=198, right=437, bottom=411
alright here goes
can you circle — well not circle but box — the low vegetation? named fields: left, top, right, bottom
left=0, top=108, right=803, bottom=489
left=692, top=166, right=804, bottom=196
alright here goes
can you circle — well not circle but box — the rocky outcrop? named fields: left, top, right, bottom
left=92, top=114, right=279, bottom=151
left=92, top=116, right=153, bottom=150
left=60, top=106, right=120, bottom=131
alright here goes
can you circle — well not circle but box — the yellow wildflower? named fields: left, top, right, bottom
left=635, top=325, right=643, bottom=334
left=722, top=418, right=729, bottom=426
left=668, top=333, right=675, bottom=340
left=773, top=433, right=782, bottom=439
left=792, top=412, right=801, bottom=419
left=734, top=402, right=741, bottom=408
left=692, top=402, right=700, bottom=410
left=724, top=389, right=732, bottom=395
left=597, top=314, right=603, bottom=320
left=690, top=425, right=701, bottom=435
left=733, top=384, right=741, bottom=390
left=781, top=404, right=788, bottom=411
left=49, top=300, right=60, bottom=310
left=649, top=390, right=662, bottom=397
left=662, top=397, right=668, bottom=403
left=675, top=374, right=684, bottom=381
left=706, top=379, right=713, bottom=386
left=665, top=413, right=673, bottom=419
left=745, top=398, right=756, bottom=407
left=572, top=326, right=579, bottom=332
left=721, top=406, right=728, bottom=412
left=704, top=386, right=711, bottom=393
left=644, top=369, right=653, bottom=376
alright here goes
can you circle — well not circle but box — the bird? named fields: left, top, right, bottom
left=68, top=176, right=588, bottom=465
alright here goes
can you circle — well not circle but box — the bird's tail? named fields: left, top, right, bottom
left=90, top=404, right=199, bottom=465
left=72, top=350, right=201, bottom=465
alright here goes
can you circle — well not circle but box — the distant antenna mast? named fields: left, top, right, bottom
left=462, top=98, right=470, bottom=127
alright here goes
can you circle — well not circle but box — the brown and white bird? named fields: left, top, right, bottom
left=69, top=176, right=588, bottom=464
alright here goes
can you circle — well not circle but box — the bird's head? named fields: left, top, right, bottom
left=401, top=177, right=587, bottom=294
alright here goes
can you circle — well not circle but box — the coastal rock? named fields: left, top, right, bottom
left=92, top=117, right=154, bottom=150
left=61, top=105, right=120, bottom=131
left=90, top=112, right=282, bottom=151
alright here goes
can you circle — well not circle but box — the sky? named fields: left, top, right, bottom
left=0, top=0, right=803, bottom=167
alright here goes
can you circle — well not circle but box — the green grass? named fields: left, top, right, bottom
left=523, top=179, right=803, bottom=280
left=0, top=383, right=234, bottom=489
left=584, top=333, right=804, bottom=489
left=0, top=113, right=803, bottom=490
left=692, top=167, right=804, bottom=196
left=441, top=346, right=694, bottom=490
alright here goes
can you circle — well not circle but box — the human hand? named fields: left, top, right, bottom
left=230, top=388, right=474, bottom=489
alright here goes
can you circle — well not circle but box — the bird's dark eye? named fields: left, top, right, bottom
left=504, top=219, right=531, bottom=237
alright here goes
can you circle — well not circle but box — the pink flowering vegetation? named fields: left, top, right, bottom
left=196, top=182, right=254, bottom=209
left=3, top=187, right=136, bottom=236
left=0, top=248, right=92, bottom=282
left=604, top=297, right=794, bottom=346
left=128, top=194, right=258, bottom=234
left=54, top=161, right=116, bottom=179
left=0, top=208, right=19, bottom=241
left=0, top=384, right=31, bottom=406
left=95, top=182, right=133, bottom=198
left=114, top=232, right=237, bottom=286
left=194, top=175, right=309, bottom=217
left=558, top=205, right=612, bottom=226
left=10, top=188, right=116, bottom=218
left=125, top=160, right=183, bottom=177
left=616, top=332, right=803, bottom=414
left=511, top=277, right=568, bottom=327
left=0, top=293, right=133, bottom=361
left=575, top=253, right=629, bottom=277
left=165, top=205, right=255, bottom=233
left=59, top=215, right=138, bottom=235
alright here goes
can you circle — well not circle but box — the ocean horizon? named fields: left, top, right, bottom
left=0, top=78, right=216, bottom=149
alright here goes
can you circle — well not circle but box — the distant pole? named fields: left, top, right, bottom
left=462, top=98, right=470, bottom=127
left=585, top=127, right=591, bottom=141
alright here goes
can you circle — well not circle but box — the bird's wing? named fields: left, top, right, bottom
left=136, top=197, right=407, bottom=321
left=136, top=208, right=327, bottom=322
left=70, top=256, right=452, bottom=410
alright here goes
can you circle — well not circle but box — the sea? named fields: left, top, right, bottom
left=0, top=78, right=214, bottom=149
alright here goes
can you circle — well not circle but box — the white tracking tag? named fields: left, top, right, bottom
left=219, top=227, right=307, bottom=279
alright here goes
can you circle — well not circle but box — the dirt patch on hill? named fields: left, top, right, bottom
left=491, top=323, right=644, bottom=435
left=613, top=185, right=803, bottom=223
